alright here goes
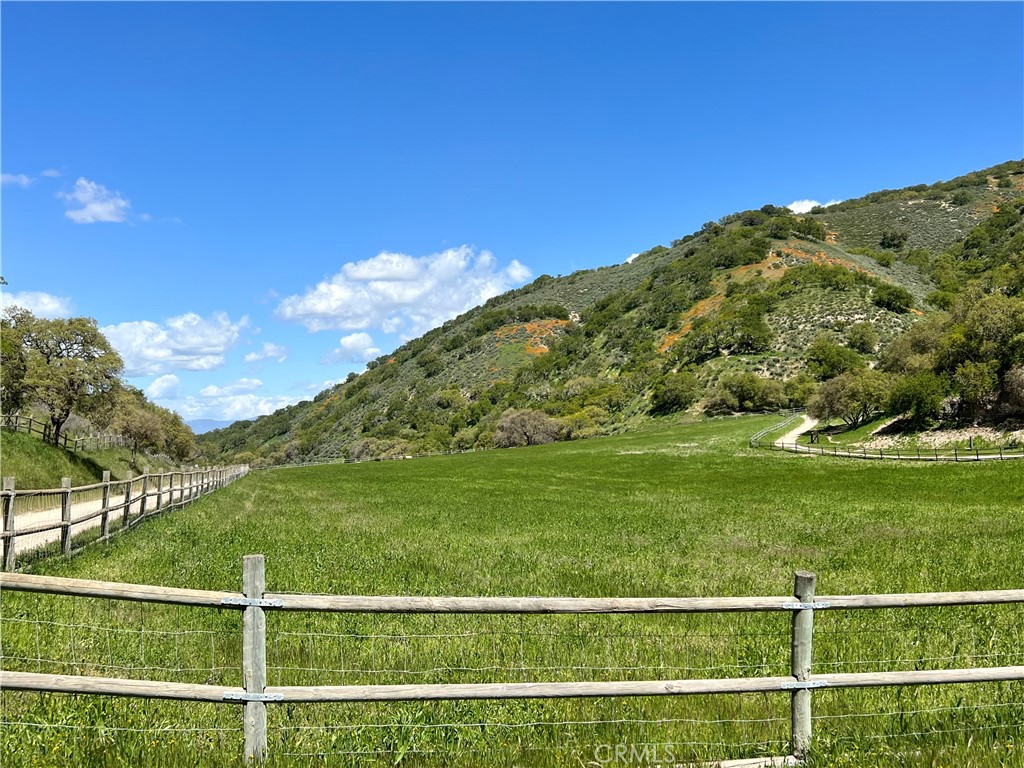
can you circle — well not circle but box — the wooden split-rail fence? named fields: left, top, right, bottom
left=1, top=557, right=1022, bottom=764
left=0, top=465, right=249, bottom=570
left=2, top=414, right=129, bottom=452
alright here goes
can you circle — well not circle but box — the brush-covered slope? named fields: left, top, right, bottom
left=198, top=160, right=1024, bottom=464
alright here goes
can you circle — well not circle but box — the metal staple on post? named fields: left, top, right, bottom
left=242, top=554, right=268, bottom=763
left=791, top=571, right=816, bottom=761
left=2, top=478, right=16, bottom=571
left=60, top=478, right=73, bottom=556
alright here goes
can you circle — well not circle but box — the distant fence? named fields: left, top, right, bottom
left=2, top=414, right=128, bottom=452
left=0, top=465, right=249, bottom=571
left=1, top=559, right=1022, bottom=764
left=748, top=412, right=805, bottom=448
left=769, top=440, right=1024, bottom=462
left=750, top=413, right=1024, bottom=461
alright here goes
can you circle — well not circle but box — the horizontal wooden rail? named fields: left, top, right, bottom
left=816, top=589, right=1024, bottom=609
left=5, top=572, right=1024, bottom=613
left=0, top=572, right=242, bottom=607
left=270, top=665, right=1024, bottom=702
left=266, top=593, right=801, bottom=613
left=0, top=671, right=240, bottom=703
left=5, top=666, right=1023, bottom=705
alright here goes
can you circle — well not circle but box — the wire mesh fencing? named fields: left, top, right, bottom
left=1, top=563, right=1023, bottom=766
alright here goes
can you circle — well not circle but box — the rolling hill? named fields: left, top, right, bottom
left=197, top=160, right=1024, bottom=465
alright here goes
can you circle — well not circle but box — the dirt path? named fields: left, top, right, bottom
left=775, top=415, right=818, bottom=448
left=10, top=481, right=190, bottom=558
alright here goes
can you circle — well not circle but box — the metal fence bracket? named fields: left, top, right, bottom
left=220, top=596, right=284, bottom=608
left=223, top=691, right=284, bottom=703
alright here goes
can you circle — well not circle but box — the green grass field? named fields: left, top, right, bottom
left=2, top=415, right=1022, bottom=766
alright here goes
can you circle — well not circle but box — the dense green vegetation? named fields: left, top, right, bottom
left=198, top=161, right=1024, bottom=466
left=1, top=310, right=196, bottom=464
left=4, top=415, right=1022, bottom=766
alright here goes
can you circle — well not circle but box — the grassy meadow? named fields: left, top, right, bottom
left=2, top=414, right=1023, bottom=766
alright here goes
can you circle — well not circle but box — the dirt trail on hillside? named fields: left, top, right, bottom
left=775, top=415, right=818, bottom=447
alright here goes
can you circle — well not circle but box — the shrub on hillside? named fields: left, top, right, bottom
left=650, top=372, right=701, bottom=415
left=707, top=372, right=787, bottom=413
left=872, top=283, right=914, bottom=313
left=783, top=372, right=819, bottom=407
left=879, top=230, right=909, bottom=250
left=805, top=334, right=865, bottom=381
left=493, top=409, right=560, bottom=448
left=845, top=322, right=880, bottom=354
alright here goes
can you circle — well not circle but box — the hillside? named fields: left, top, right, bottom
left=198, top=160, right=1024, bottom=465
left=0, top=429, right=177, bottom=488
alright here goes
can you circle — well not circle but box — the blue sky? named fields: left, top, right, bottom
left=2, top=2, right=1022, bottom=424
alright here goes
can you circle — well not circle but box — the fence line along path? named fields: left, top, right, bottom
left=751, top=413, right=1024, bottom=461
left=0, top=465, right=249, bottom=570
left=2, top=414, right=129, bottom=452
left=2, top=558, right=1022, bottom=764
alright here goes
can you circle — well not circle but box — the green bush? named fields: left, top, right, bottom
left=872, top=284, right=914, bottom=313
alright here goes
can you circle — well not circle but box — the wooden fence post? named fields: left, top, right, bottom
left=60, top=478, right=73, bottom=555
left=242, top=554, right=268, bottom=763
left=3, top=478, right=16, bottom=571
left=122, top=472, right=133, bottom=528
left=100, top=471, right=111, bottom=540
left=139, top=469, right=150, bottom=518
left=791, top=570, right=816, bottom=761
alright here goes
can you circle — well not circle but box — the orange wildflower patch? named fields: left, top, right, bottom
left=493, top=318, right=572, bottom=356
left=658, top=294, right=724, bottom=352
left=778, top=243, right=871, bottom=275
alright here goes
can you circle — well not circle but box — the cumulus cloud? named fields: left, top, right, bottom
left=102, top=312, right=248, bottom=376
left=175, top=393, right=303, bottom=422
left=40, top=169, right=62, bottom=178
left=199, top=378, right=263, bottom=397
left=323, top=332, right=382, bottom=364
left=244, top=342, right=288, bottom=363
left=60, top=177, right=131, bottom=223
left=787, top=199, right=843, bottom=215
left=2, top=173, right=32, bottom=187
left=145, top=374, right=181, bottom=400
left=625, top=253, right=640, bottom=264
left=276, top=246, right=532, bottom=336
left=2, top=291, right=74, bottom=318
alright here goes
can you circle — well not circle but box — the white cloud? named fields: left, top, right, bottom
left=102, top=312, right=248, bottom=376
left=2, top=290, right=74, bottom=318
left=145, top=374, right=180, bottom=400
left=40, top=169, right=62, bottom=178
left=276, top=246, right=532, bottom=337
left=324, top=332, right=381, bottom=364
left=199, top=378, right=263, bottom=397
left=625, top=253, right=640, bottom=264
left=244, top=342, right=288, bottom=363
left=2, top=173, right=32, bottom=187
left=60, top=177, right=131, bottom=223
left=787, top=199, right=843, bottom=215
left=175, top=393, right=303, bottom=421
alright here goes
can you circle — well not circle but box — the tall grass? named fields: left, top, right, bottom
left=2, top=415, right=1022, bottom=765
